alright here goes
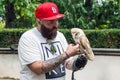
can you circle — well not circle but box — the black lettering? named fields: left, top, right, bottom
left=45, top=46, right=51, bottom=58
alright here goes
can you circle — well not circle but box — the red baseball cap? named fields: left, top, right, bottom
left=35, top=2, right=65, bottom=20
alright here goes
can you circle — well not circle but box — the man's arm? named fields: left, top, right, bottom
left=28, top=44, right=80, bottom=75
left=28, top=52, right=68, bottom=75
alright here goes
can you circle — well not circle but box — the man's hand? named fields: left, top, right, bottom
left=66, top=44, right=80, bottom=57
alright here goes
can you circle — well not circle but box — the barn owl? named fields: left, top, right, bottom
left=71, top=28, right=94, bottom=61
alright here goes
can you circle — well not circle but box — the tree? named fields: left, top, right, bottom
left=0, top=0, right=119, bottom=29
left=0, top=0, right=39, bottom=28
left=5, top=0, right=16, bottom=27
left=93, top=0, right=120, bottom=29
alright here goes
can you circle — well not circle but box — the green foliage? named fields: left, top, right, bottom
left=44, top=0, right=120, bottom=29
left=0, top=0, right=39, bottom=28
left=0, top=28, right=27, bottom=47
left=94, top=0, right=120, bottom=29
left=0, top=0, right=119, bottom=29
left=0, top=28, right=119, bottom=48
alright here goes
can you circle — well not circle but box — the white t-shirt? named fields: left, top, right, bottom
left=18, top=28, right=68, bottom=80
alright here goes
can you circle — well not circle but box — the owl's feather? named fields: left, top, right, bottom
left=71, top=28, right=94, bottom=61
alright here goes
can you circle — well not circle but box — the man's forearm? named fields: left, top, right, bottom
left=41, top=52, right=69, bottom=73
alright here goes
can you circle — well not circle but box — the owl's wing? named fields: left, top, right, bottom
left=78, top=42, right=85, bottom=54
left=80, top=35, right=94, bottom=60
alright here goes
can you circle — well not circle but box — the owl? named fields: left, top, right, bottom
left=71, top=28, right=94, bottom=61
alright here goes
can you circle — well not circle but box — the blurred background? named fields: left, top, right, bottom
left=0, top=0, right=120, bottom=80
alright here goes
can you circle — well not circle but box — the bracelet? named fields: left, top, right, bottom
left=65, top=51, right=70, bottom=58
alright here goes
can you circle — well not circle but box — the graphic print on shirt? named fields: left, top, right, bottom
left=41, top=41, right=65, bottom=79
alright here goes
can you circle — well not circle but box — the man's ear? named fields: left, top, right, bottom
left=36, top=18, right=42, bottom=24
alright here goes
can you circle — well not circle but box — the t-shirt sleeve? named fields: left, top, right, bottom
left=18, top=33, right=41, bottom=66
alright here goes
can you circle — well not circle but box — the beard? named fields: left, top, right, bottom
left=40, top=24, right=57, bottom=39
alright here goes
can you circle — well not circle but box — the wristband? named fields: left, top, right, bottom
left=65, top=51, right=70, bottom=58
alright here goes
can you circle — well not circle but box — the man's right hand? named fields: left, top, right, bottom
left=66, top=44, right=80, bottom=57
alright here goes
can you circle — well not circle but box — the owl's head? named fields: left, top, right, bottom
left=71, top=28, right=84, bottom=41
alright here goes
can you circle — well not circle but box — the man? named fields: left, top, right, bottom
left=18, top=2, right=87, bottom=80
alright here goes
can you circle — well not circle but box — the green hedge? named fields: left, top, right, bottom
left=0, top=28, right=120, bottom=48
left=0, top=28, right=27, bottom=47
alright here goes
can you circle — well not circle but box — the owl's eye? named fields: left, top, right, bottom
left=75, top=33, right=78, bottom=36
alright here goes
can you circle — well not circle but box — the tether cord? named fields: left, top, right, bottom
left=71, top=70, right=76, bottom=80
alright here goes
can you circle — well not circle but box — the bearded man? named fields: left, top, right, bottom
left=18, top=2, right=87, bottom=80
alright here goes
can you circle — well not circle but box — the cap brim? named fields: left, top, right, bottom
left=43, top=14, right=65, bottom=20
